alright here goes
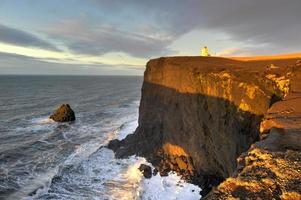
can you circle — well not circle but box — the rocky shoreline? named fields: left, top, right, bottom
left=108, top=56, right=301, bottom=198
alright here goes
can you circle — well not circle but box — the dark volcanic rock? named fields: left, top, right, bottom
left=138, top=164, right=152, bottom=179
left=50, top=104, right=75, bottom=122
left=107, top=139, right=121, bottom=151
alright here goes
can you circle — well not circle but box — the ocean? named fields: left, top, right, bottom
left=0, top=75, right=200, bottom=200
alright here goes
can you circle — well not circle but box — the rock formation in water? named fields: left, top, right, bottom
left=108, top=56, right=301, bottom=198
left=50, top=104, right=76, bottom=122
left=139, top=164, right=153, bottom=179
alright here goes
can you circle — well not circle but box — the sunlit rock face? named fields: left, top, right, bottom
left=205, top=148, right=301, bottom=200
left=109, top=56, right=299, bottom=196
left=50, top=104, right=75, bottom=122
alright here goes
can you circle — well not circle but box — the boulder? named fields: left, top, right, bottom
left=138, top=164, right=152, bottom=179
left=50, top=104, right=75, bottom=122
left=107, top=139, right=121, bottom=151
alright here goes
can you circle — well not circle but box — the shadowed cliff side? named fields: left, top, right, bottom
left=109, top=83, right=267, bottom=194
left=108, top=56, right=300, bottom=197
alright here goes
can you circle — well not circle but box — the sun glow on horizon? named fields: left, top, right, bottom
left=0, top=42, right=147, bottom=68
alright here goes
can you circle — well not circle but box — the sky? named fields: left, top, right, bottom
left=0, top=0, right=300, bottom=75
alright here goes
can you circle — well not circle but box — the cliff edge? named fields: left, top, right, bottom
left=109, top=56, right=301, bottom=198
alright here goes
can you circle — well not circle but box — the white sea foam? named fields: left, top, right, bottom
left=15, top=116, right=56, bottom=133
left=114, top=115, right=202, bottom=199
left=140, top=172, right=201, bottom=200
left=31, top=117, right=55, bottom=124
left=106, top=155, right=201, bottom=200
left=117, top=157, right=202, bottom=200
left=117, top=119, right=138, bottom=140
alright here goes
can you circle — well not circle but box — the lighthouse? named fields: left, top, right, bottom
left=201, top=46, right=210, bottom=56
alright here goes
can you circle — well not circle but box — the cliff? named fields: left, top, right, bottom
left=108, top=56, right=301, bottom=198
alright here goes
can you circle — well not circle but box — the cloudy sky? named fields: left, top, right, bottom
left=0, top=0, right=300, bottom=75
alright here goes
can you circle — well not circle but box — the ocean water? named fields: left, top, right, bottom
left=0, top=75, right=201, bottom=200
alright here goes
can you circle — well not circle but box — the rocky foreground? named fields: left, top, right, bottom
left=109, top=56, right=301, bottom=199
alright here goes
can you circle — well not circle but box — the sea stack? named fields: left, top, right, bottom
left=50, top=104, right=76, bottom=122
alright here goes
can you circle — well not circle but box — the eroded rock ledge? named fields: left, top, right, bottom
left=205, top=60, right=301, bottom=199
left=108, top=56, right=301, bottom=198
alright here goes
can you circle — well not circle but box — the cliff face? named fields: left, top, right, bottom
left=109, top=56, right=300, bottom=197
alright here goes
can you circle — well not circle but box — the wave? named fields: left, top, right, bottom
left=117, top=119, right=138, bottom=140
left=18, top=117, right=138, bottom=200
left=140, top=172, right=201, bottom=200
left=10, top=116, right=201, bottom=200
left=4, top=99, right=201, bottom=200
left=14, top=116, right=56, bottom=133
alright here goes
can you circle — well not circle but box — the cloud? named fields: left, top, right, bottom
left=3, top=0, right=299, bottom=61
left=0, top=52, right=144, bottom=75
left=202, top=0, right=301, bottom=51
left=46, top=20, right=176, bottom=58
left=89, top=0, right=203, bottom=37
left=0, top=24, right=59, bottom=51
left=87, top=0, right=301, bottom=54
